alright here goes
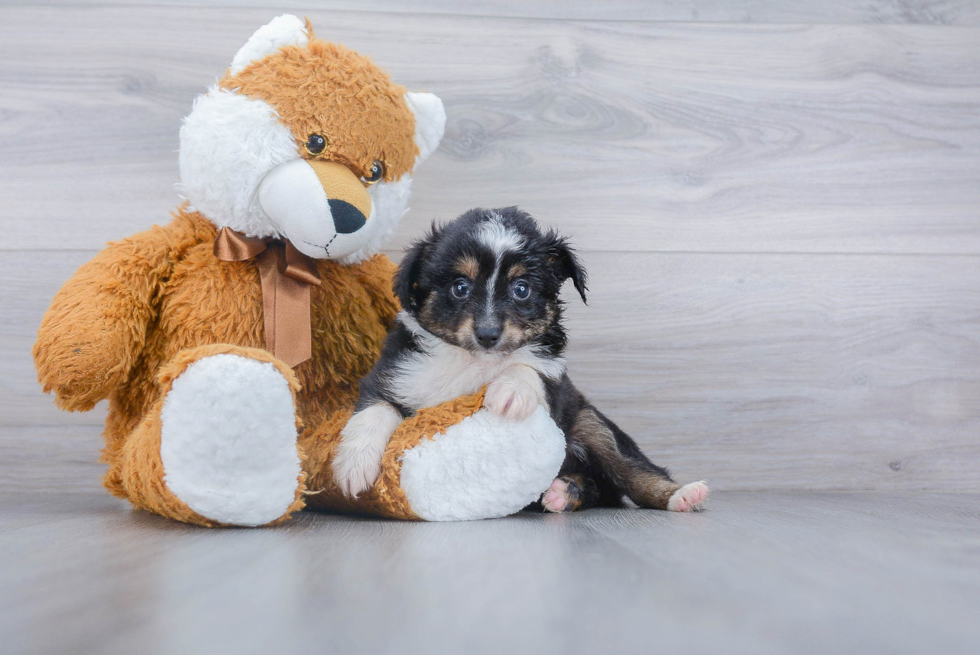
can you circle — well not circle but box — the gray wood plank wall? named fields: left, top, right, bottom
left=1, top=2, right=978, bottom=493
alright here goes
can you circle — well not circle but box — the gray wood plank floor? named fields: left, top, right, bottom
left=3, top=492, right=979, bottom=655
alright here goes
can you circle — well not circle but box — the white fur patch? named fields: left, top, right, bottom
left=159, top=354, right=301, bottom=526
left=399, top=406, right=565, bottom=521
left=477, top=215, right=524, bottom=260
left=404, top=92, right=447, bottom=164
left=332, top=402, right=403, bottom=498
left=393, top=312, right=565, bottom=411
left=178, top=87, right=298, bottom=238
left=230, top=14, right=309, bottom=75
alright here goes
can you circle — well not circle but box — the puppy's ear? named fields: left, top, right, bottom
left=394, top=226, right=439, bottom=311
left=544, top=231, right=588, bottom=304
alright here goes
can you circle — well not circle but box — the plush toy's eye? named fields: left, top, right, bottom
left=361, top=160, right=385, bottom=185
left=451, top=278, right=470, bottom=299
left=511, top=280, right=531, bottom=300
left=305, top=134, right=328, bottom=156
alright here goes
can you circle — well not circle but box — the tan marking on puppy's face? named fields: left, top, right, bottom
left=507, top=263, right=527, bottom=279
left=220, top=39, right=418, bottom=181
left=454, top=256, right=479, bottom=280
left=418, top=294, right=444, bottom=337
left=499, top=319, right=526, bottom=352
left=418, top=294, right=476, bottom=349
left=504, top=302, right=557, bottom=348
left=453, top=315, right=476, bottom=349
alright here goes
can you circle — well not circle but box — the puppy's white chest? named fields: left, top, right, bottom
left=391, top=346, right=512, bottom=410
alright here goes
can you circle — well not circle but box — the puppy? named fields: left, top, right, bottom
left=332, top=207, right=709, bottom=513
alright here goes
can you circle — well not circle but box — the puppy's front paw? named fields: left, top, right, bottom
left=667, top=480, right=710, bottom=512
left=332, top=403, right=402, bottom=498
left=484, top=376, right=539, bottom=421
left=332, top=438, right=386, bottom=498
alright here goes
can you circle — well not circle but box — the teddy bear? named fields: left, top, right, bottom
left=33, top=15, right=566, bottom=526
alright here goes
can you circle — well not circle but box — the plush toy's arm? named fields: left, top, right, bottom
left=33, top=212, right=206, bottom=411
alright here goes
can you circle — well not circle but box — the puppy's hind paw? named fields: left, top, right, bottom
left=667, top=480, right=710, bottom=512
left=541, top=477, right=572, bottom=513
left=541, top=475, right=595, bottom=513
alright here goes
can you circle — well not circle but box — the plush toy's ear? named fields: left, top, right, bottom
left=394, top=225, right=440, bottom=311
left=405, top=92, right=447, bottom=164
left=229, top=14, right=310, bottom=75
left=544, top=231, right=588, bottom=304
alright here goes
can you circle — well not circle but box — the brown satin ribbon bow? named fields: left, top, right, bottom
left=213, top=226, right=321, bottom=368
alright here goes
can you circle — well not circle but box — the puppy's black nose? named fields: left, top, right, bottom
left=475, top=325, right=502, bottom=349
left=329, top=199, right=367, bottom=234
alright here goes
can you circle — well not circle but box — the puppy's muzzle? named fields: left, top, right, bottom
left=475, top=324, right=502, bottom=349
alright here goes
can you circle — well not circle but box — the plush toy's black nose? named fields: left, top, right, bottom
left=329, top=199, right=367, bottom=234
left=475, top=325, right=502, bottom=349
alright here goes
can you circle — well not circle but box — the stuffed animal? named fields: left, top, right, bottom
left=33, top=15, right=565, bottom=526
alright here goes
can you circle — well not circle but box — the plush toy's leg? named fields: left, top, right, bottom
left=118, top=344, right=306, bottom=527
left=301, top=394, right=568, bottom=522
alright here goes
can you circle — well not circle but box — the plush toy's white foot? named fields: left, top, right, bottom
left=399, top=406, right=565, bottom=521
left=667, top=481, right=710, bottom=512
left=160, top=353, right=301, bottom=526
left=541, top=477, right=572, bottom=513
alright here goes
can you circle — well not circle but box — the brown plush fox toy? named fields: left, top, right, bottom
left=33, top=15, right=566, bottom=526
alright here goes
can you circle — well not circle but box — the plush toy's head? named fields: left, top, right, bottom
left=178, top=15, right=446, bottom=262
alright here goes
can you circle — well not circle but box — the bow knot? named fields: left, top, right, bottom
left=213, top=226, right=321, bottom=367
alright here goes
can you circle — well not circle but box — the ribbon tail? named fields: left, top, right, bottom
left=257, top=247, right=313, bottom=368
left=275, top=276, right=312, bottom=368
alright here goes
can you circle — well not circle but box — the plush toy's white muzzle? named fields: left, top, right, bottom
left=258, top=159, right=378, bottom=260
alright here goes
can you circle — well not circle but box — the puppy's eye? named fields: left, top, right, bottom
left=361, top=160, right=385, bottom=185
left=511, top=280, right=531, bottom=300
left=305, top=134, right=328, bottom=156
left=451, top=278, right=470, bottom=299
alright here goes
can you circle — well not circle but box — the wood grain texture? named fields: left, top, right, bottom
left=5, top=250, right=978, bottom=491
left=1, top=6, right=979, bottom=253
left=1, top=3, right=978, bottom=494
left=2, top=492, right=979, bottom=654
left=4, top=0, right=978, bottom=25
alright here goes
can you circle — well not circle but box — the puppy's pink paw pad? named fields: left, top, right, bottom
left=667, top=481, right=709, bottom=512
left=541, top=478, right=570, bottom=513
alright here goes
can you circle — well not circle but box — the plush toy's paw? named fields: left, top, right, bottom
left=666, top=480, right=710, bottom=512
left=332, top=403, right=402, bottom=497
left=159, top=353, right=301, bottom=526
left=484, top=375, right=539, bottom=421
left=398, top=405, right=567, bottom=521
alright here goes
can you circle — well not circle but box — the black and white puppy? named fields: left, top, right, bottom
left=332, top=207, right=709, bottom=513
